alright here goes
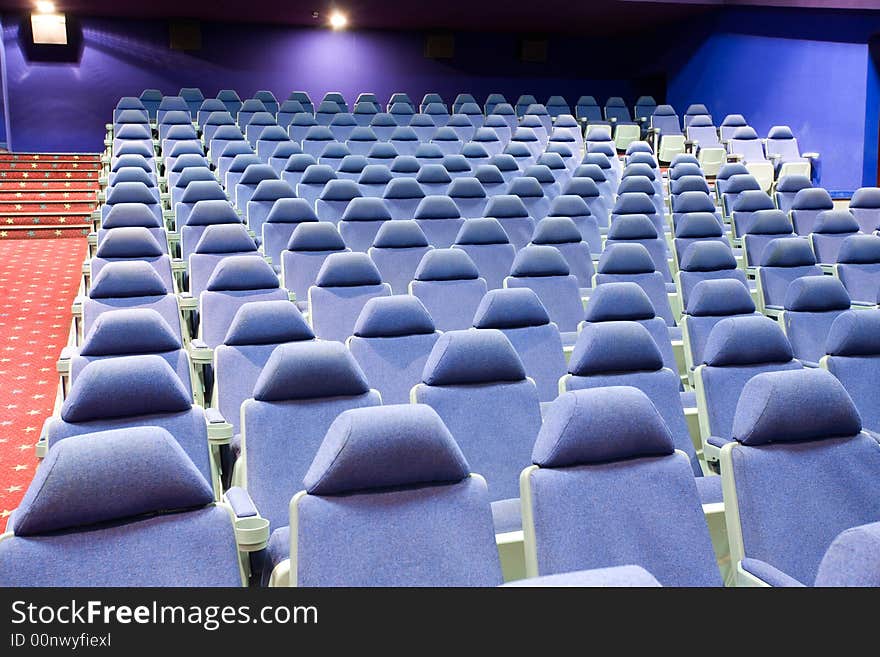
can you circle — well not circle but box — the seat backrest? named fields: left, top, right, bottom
left=765, top=125, right=801, bottom=159
left=774, top=175, right=812, bottom=213
left=678, top=241, right=746, bottom=308
left=565, top=321, right=700, bottom=474
left=683, top=278, right=758, bottom=369
left=523, top=386, right=720, bottom=585
left=281, top=221, right=349, bottom=301
left=722, top=368, right=880, bottom=586
left=790, top=187, right=834, bottom=235
left=410, top=249, right=486, bottom=331
left=848, top=187, right=880, bottom=233
left=727, top=126, right=766, bottom=161
left=604, top=96, right=632, bottom=123
left=742, top=209, right=796, bottom=268
left=823, top=310, right=880, bottom=433
left=452, top=218, right=516, bottom=291
left=651, top=105, right=681, bottom=135
left=414, top=329, right=541, bottom=503
left=47, top=355, right=211, bottom=484
left=309, top=252, right=392, bottom=342
left=367, top=221, right=433, bottom=295
left=696, top=315, right=802, bottom=441
left=757, top=237, right=822, bottom=309
left=199, top=256, right=288, bottom=348
left=835, top=233, right=880, bottom=303
left=583, top=281, right=678, bottom=374
left=347, top=296, right=440, bottom=404
left=505, top=245, right=584, bottom=332
left=781, top=275, right=850, bottom=365
left=242, top=341, right=381, bottom=530
left=595, top=243, right=675, bottom=325
left=472, top=288, right=566, bottom=403
left=292, top=404, right=502, bottom=586
left=214, top=300, right=315, bottom=435
left=0, top=426, right=241, bottom=587
left=810, top=209, right=859, bottom=264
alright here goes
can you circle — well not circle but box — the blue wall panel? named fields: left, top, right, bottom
left=668, top=31, right=869, bottom=192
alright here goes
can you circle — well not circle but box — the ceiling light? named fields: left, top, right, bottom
left=35, top=1, right=56, bottom=13
left=329, top=11, right=347, bottom=30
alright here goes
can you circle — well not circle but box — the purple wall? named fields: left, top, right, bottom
left=1, top=15, right=658, bottom=153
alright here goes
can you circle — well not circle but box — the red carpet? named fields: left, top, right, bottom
left=0, top=237, right=85, bottom=518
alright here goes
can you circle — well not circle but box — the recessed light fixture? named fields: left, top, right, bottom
left=329, top=11, right=347, bottom=30
left=35, top=1, right=56, bottom=13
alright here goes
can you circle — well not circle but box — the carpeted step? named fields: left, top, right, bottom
left=0, top=171, right=98, bottom=181
left=0, top=225, right=89, bottom=239
left=0, top=201, right=96, bottom=213
left=0, top=181, right=100, bottom=191
left=0, top=191, right=97, bottom=201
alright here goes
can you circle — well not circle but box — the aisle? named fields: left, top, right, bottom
left=0, top=237, right=85, bottom=518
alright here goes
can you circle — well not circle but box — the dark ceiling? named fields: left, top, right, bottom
left=0, top=0, right=876, bottom=34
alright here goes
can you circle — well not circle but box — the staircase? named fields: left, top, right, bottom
left=0, top=152, right=101, bottom=240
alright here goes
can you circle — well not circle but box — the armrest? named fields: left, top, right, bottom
left=177, top=292, right=198, bottom=311
left=56, top=345, right=77, bottom=374
left=739, top=558, right=805, bottom=587
left=205, top=406, right=232, bottom=445
left=727, top=153, right=743, bottom=162
left=767, top=153, right=781, bottom=161
left=190, top=338, right=213, bottom=365
left=35, top=417, right=53, bottom=459
left=803, top=152, right=819, bottom=159
left=225, top=486, right=257, bottom=518
left=224, top=487, right=270, bottom=552
left=171, top=258, right=186, bottom=272
left=703, top=435, right=731, bottom=463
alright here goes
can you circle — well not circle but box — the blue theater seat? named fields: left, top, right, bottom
left=308, top=252, right=392, bottom=342
left=414, top=329, right=541, bottom=535
left=0, top=427, right=242, bottom=587
left=521, top=386, right=721, bottom=585
left=410, top=249, right=487, bottom=331
left=505, top=245, right=584, bottom=336
left=721, top=368, right=880, bottom=586
left=781, top=275, right=851, bottom=367
left=347, top=296, right=441, bottom=405
left=286, top=404, right=503, bottom=587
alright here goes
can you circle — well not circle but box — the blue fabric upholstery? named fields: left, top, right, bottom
left=472, top=289, right=567, bottom=403
left=304, top=404, right=469, bottom=495
left=224, top=299, right=313, bottom=345
left=349, top=298, right=439, bottom=405
left=416, top=330, right=540, bottom=508
left=293, top=412, right=501, bottom=586
left=254, top=341, right=369, bottom=402
left=703, top=315, right=793, bottom=366
left=422, top=329, right=525, bottom=386
left=726, top=369, right=880, bottom=585
left=80, top=308, right=180, bottom=356
left=15, top=427, right=212, bottom=535
left=61, top=355, right=191, bottom=423
left=814, top=522, right=880, bottom=587
left=687, top=279, right=756, bottom=316
left=524, top=387, right=721, bottom=586
left=0, top=428, right=240, bottom=587
left=206, top=256, right=279, bottom=292
left=315, top=251, right=383, bottom=288
left=732, top=368, right=861, bottom=446
left=784, top=275, right=850, bottom=312
left=90, top=261, right=167, bottom=299
left=534, top=387, right=673, bottom=466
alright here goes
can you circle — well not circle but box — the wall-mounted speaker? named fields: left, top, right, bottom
left=425, top=33, right=455, bottom=59
left=170, top=20, right=202, bottom=51
left=520, top=38, right=548, bottom=63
